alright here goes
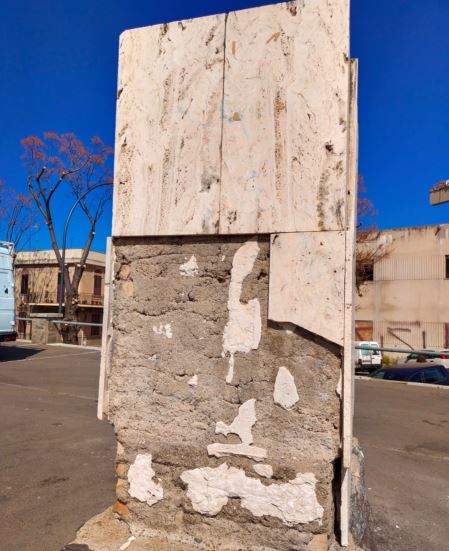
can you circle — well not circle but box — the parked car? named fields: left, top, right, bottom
left=404, top=350, right=449, bottom=370
left=0, top=242, right=16, bottom=343
left=354, top=341, right=382, bottom=373
left=371, top=364, right=449, bottom=385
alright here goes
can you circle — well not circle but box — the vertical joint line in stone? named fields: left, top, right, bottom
left=217, top=12, right=229, bottom=229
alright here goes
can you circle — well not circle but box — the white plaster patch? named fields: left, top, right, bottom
left=180, top=255, right=199, bottom=276
left=207, top=443, right=266, bottom=461
left=188, top=374, right=198, bottom=386
left=181, top=463, right=323, bottom=525
left=222, top=241, right=261, bottom=383
left=274, top=367, right=299, bottom=410
left=253, top=464, right=273, bottom=479
left=152, top=323, right=173, bottom=338
left=336, top=371, right=342, bottom=398
left=215, top=399, right=256, bottom=445
left=119, top=536, right=136, bottom=551
left=128, top=453, right=163, bottom=506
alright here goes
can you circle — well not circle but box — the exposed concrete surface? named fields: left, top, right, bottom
left=354, top=379, right=449, bottom=551
left=0, top=344, right=116, bottom=551
left=109, top=236, right=342, bottom=550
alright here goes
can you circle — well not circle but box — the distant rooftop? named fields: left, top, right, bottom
left=15, top=249, right=105, bottom=268
left=430, top=180, right=449, bottom=192
left=362, top=222, right=449, bottom=233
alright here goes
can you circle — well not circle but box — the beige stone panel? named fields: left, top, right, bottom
left=268, top=231, right=346, bottom=345
left=340, top=59, right=358, bottom=546
left=113, top=15, right=225, bottom=236
left=220, top=1, right=349, bottom=234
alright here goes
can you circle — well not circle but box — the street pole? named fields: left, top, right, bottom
left=58, top=182, right=113, bottom=315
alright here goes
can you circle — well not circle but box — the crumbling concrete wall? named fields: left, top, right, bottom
left=108, top=236, right=342, bottom=550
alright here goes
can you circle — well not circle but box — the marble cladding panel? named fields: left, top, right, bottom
left=112, top=1, right=350, bottom=237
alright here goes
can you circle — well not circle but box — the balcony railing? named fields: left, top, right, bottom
left=19, top=291, right=103, bottom=306
left=79, top=293, right=103, bottom=306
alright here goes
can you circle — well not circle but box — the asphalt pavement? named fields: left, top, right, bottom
left=0, top=343, right=116, bottom=551
left=1, top=344, right=448, bottom=551
left=355, top=378, right=449, bottom=551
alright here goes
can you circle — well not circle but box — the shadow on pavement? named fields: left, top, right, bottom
left=0, top=344, right=44, bottom=362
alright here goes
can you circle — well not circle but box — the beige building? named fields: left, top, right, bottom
left=15, top=249, right=105, bottom=339
left=356, top=224, right=449, bottom=350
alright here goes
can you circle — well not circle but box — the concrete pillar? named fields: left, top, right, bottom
left=30, top=313, right=62, bottom=344
left=75, top=2, right=359, bottom=550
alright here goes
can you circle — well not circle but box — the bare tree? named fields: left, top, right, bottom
left=356, top=177, right=389, bottom=294
left=0, top=179, right=36, bottom=251
left=21, top=133, right=113, bottom=343
left=355, top=230, right=390, bottom=294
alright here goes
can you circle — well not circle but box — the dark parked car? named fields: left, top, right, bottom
left=371, top=363, right=449, bottom=385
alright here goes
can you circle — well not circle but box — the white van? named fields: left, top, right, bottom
left=0, top=242, right=16, bottom=342
left=354, top=341, right=382, bottom=372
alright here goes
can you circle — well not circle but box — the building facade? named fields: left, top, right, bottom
left=356, top=224, right=449, bottom=351
left=14, top=249, right=105, bottom=341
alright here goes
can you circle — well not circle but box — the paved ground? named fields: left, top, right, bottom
left=1, top=344, right=448, bottom=551
left=0, top=343, right=116, bottom=551
left=354, top=379, right=449, bottom=551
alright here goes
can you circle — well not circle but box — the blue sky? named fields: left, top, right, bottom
left=0, top=0, right=448, bottom=251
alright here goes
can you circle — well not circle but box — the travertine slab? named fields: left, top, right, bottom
left=112, top=1, right=350, bottom=237
left=113, top=14, right=225, bottom=236
left=268, top=231, right=346, bottom=345
left=340, top=59, right=358, bottom=546
left=219, top=1, right=350, bottom=233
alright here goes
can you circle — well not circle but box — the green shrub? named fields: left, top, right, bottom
left=382, top=354, right=398, bottom=367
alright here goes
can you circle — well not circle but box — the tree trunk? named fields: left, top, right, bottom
left=61, top=295, right=79, bottom=344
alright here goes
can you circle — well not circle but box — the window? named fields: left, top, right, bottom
left=93, top=272, right=102, bottom=296
left=20, top=273, right=29, bottom=295
left=355, top=321, right=373, bottom=341
left=421, top=368, right=445, bottom=384
left=91, top=312, right=102, bottom=337
left=446, top=256, right=449, bottom=279
left=360, top=261, right=374, bottom=281
left=57, top=272, right=63, bottom=302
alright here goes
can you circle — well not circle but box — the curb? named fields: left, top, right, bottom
left=355, top=375, right=449, bottom=390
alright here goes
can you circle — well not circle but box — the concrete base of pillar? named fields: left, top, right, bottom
left=63, top=507, right=367, bottom=551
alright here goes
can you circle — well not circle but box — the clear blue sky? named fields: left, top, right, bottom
left=0, top=0, right=448, bottom=252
